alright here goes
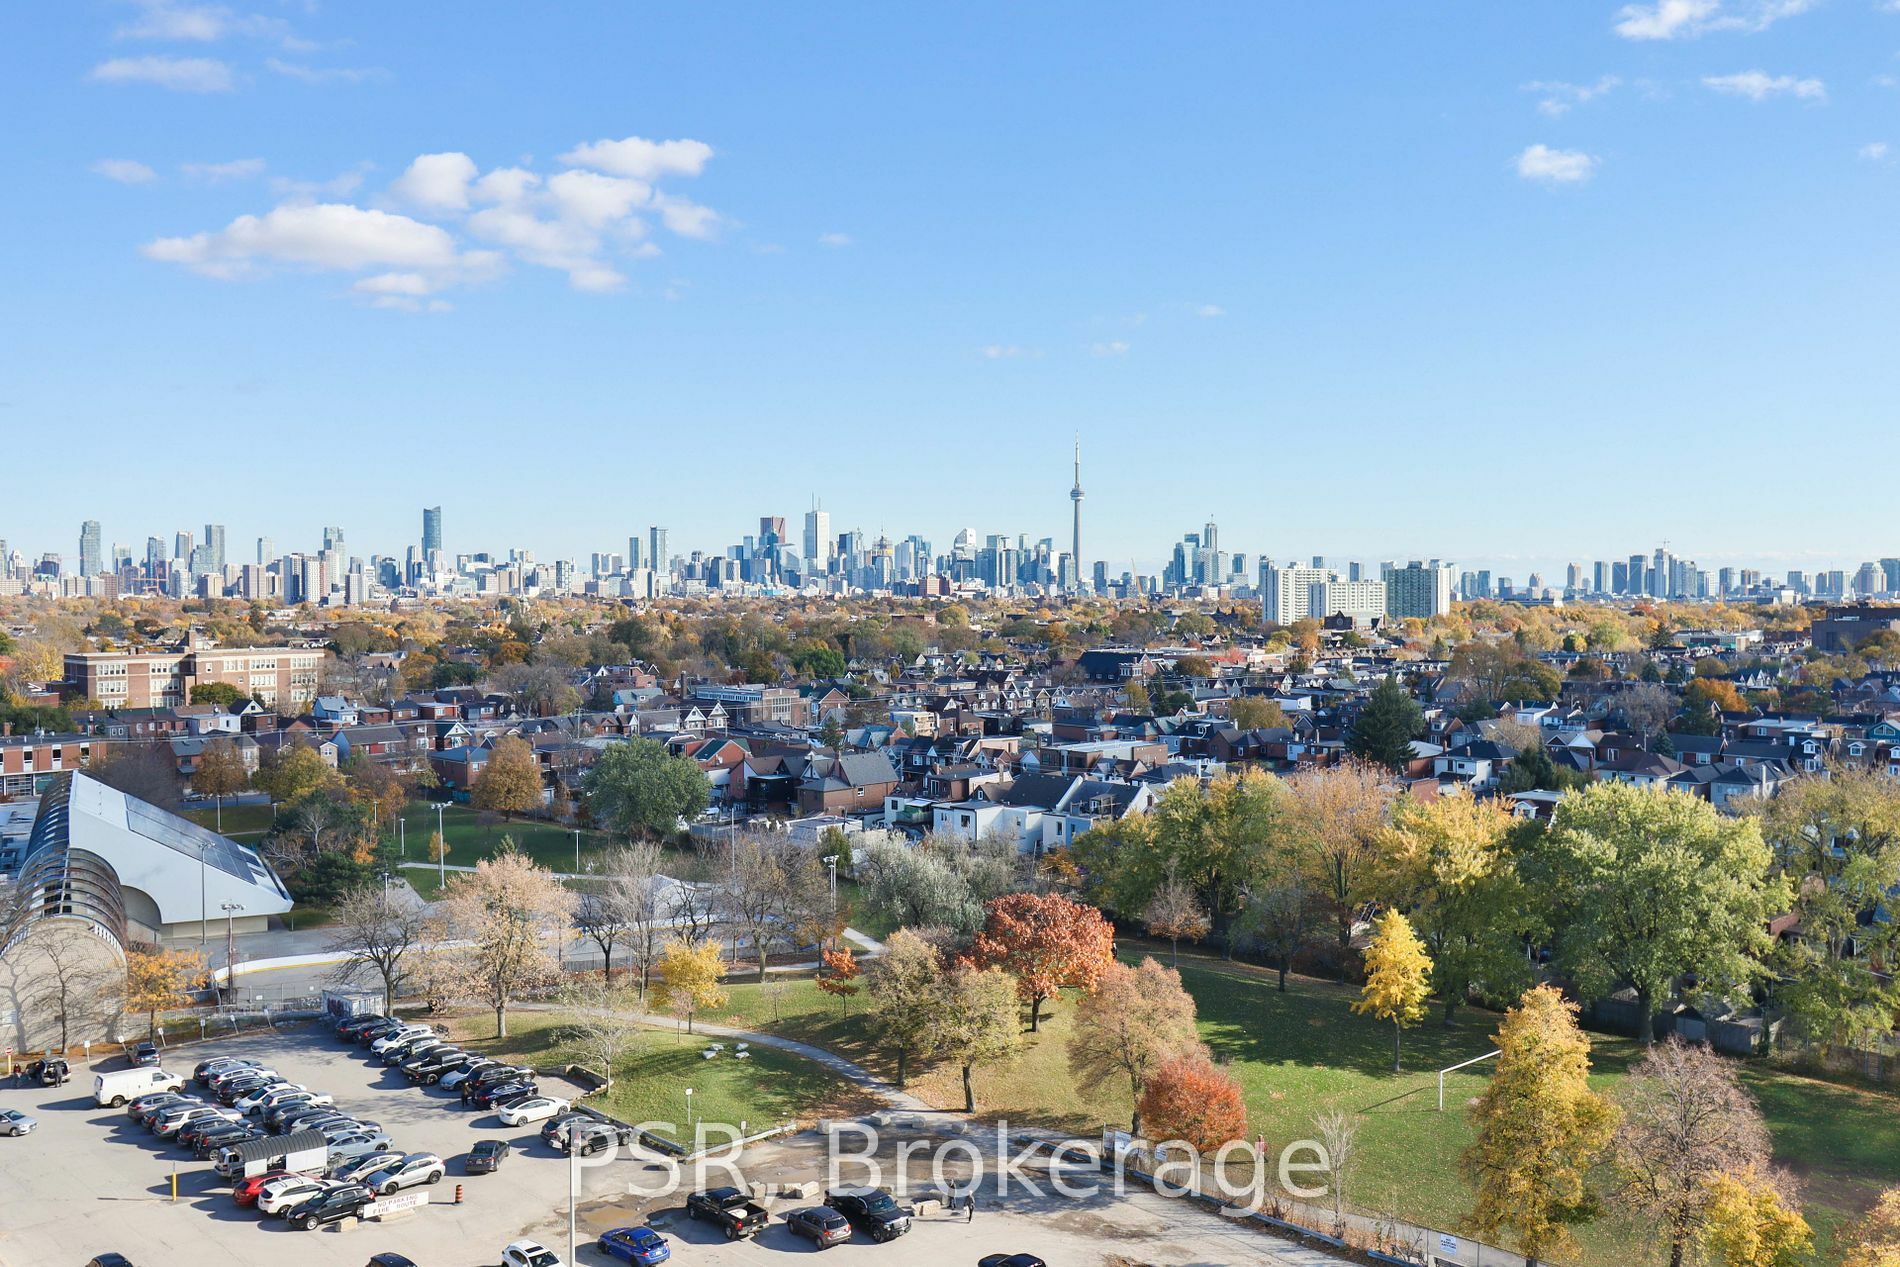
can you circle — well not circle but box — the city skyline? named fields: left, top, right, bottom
left=10, top=5, right=1900, bottom=564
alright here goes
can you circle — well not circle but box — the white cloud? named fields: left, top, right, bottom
left=817, top=232, right=853, bottom=248
left=1523, top=75, right=1621, bottom=117
left=89, top=55, right=234, bottom=92
left=270, top=164, right=370, bottom=200
left=181, top=157, right=265, bottom=182
left=1703, top=70, right=1826, bottom=100
left=980, top=344, right=1030, bottom=360
left=92, top=158, right=157, bottom=184
left=142, top=202, right=470, bottom=280
left=558, top=136, right=713, bottom=181
left=115, top=1, right=290, bottom=43
left=1195, top=303, right=1226, bottom=318
left=1861, top=141, right=1892, bottom=161
left=1091, top=341, right=1131, bottom=358
left=653, top=195, right=721, bottom=240
left=547, top=170, right=651, bottom=227
left=390, top=152, right=477, bottom=212
left=264, top=58, right=382, bottom=85
left=1613, top=0, right=1813, bottom=39
left=1515, top=143, right=1599, bottom=184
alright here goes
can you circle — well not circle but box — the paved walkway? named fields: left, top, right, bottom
left=631, top=1012, right=933, bottom=1113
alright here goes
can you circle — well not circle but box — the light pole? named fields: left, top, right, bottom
left=434, top=801, right=447, bottom=886
left=398, top=814, right=405, bottom=860
left=220, top=902, right=244, bottom=993
left=684, top=1087, right=694, bottom=1139
left=574, top=828, right=580, bottom=874
left=567, top=1139, right=580, bottom=1266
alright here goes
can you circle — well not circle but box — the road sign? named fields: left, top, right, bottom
left=366, top=1190, right=430, bottom=1219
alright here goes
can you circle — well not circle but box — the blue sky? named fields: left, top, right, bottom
left=5, top=0, right=1898, bottom=578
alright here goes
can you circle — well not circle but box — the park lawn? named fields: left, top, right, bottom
left=444, top=1008, right=879, bottom=1139
left=183, top=802, right=275, bottom=837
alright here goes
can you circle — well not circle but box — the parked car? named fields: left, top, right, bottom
left=977, top=1257, right=1049, bottom=1267
left=235, top=1082, right=305, bottom=1114
left=825, top=1187, right=912, bottom=1242
left=194, top=1057, right=259, bottom=1085
left=284, top=1183, right=374, bottom=1231
left=336, top=1014, right=387, bottom=1039
left=25, top=1056, right=70, bottom=1085
left=500, top=1240, right=565, bottom=1267
left=362, top=1152, right=445, bottom=1195
left=596, top=1226, right=670, bottom=1264
left=538, top=1112, right=589, bottom=1145
left=194, top=1123, right=260, bottom=1158
left=685, top=1187, right=770, bottom=1241
left=155, top=1106, right=236, bottom=1138
left=327, top=1131, right=397, bottom=1164
left=461, top=1067, right=532, bottom=1104
left=440, top=1060, right=497, bottom=1090
left=371, top=1025, right=434, bottom=1056
left=366, top=1255, right=418, bottom=1267
left=466, top=1139, right=511, bottom=1173
left=332, top=1151, right=405, bottom=1183
left=353, top=1020, right=403, bottom=1046
left=0, top=1108, right=38, bottom=1137
left=403, top=1051, right=469, bottom=1083
left=130, top=1042, right=160, bottom=1067
left=85, top=1255, right=134, bottom=1267
left=217, top=1075, right=284, bottom=1105
left=230, top=1171, right=292, bottom=1206
left=177, top=1113, right=244, bottom=1147
left=498, top=1096, right=570, bottom=1127
left=96, top=1067, right=186, bottom=1108
left=258, top=1176, right=342, bottom=1216
left=319, top=1119, right=385, bottom=1143
left=131, top=1093, right=200, bottom=1126
left=209, top=1066, right=277, bottom=1093
left=556, top=1121, right=632, bottom=1158
left=785, top=1206, right=852, bottom=1249
left=473, top=1079, right=538, bottom=1109
left=382, top=1038, right=444, bottom=1067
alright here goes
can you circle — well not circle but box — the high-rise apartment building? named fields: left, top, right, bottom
left=1384, top=560, right=1457, bottom=619
left=78, top=520, right=102, bottom=577
left=204, top=523, right=226, bottom=573
left=1261, top=560, right=1335, bottom=626
left=648, top=527, right=668, bottom=577
left=803, top=506, right=831, bottom=569
left=422, top=506, right=442, bottom=557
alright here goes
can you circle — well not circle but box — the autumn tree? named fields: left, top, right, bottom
left=1142, top=874, right=1209, bottom=965
left=1700, top=1168, right=1812, bottom=1267
left=597, top=841, right=667, bottom=1000
left=1464, top=986, right=1618, bottom=1265
left=557, top=977, right=646, bottom=1092
left=1373, top=795, right=1535, bottom=1024
left=864, top=928, right=944, bottom=1086
left=1529, top=782, right=1785, bottom=1045
left=816, top=946, right=861, bottom=1017
left=653, top=937, right=728, bottom=1034
left=1612, top=1039, right=1772, bottom=1267
left=1345, top=675, right=1424, bottom=770
left=927, top=963, right=1020, bottom=1112
left=472, top=735, right=543, bottom=817
left=123, top=946, right=206, bottom=1041
left=253, top=742, right=340, bottom=805
left=439, top=845, right=573, bottom=1037
left=191, top=737, right=249, bottom=832
left=326, top=881, right=430, bottom=1014
left=1066, top=958, right=1203, bottom=1135
left=582, top=737, right=710, bottom=840
left=1284, top=761, right=1393, bottom=953
left=969, top=891, right=1116, bottom=1031
left=1353, top=909, right=1433, bottom=1071
left=1137, top=1052, right=1247, bottom=1151
left=1840, top=1187, right=1900, bottom=1267
left=1230, top=695, right=1289, bottom=732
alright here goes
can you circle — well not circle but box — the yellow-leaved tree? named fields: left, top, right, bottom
left=123, top=946, right=207, bottom=1041
left=1463, top=985, right=1618, bottom=1265
left=1840, top=1187, right=1900, bottom=1267
left=653, top=938, right=728, bottom=1035
left=1352, top=909, right=1432, bottom=1072
left=1700, top=1167, right=1812, bottom=1267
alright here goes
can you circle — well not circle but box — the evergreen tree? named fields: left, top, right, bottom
left=1346, top=675, right=1424, bottom=770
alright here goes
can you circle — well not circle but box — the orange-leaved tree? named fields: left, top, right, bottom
left=1137, top=1052, right=1248, bottom=1152
left=816, top=945, right=861, bottom=1017
left=969, top=891, right=1115, bottom=1031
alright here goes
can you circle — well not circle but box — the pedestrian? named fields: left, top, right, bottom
left=966, top=1192, right=976, bottom=1223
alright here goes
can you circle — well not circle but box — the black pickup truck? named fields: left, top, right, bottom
left=685, top=1186, right=770, bottom=1240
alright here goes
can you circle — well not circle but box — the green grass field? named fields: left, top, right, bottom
left=702, top=951, right=1896, bottom=1265
left=443, top=1009, right=878, bottom=1140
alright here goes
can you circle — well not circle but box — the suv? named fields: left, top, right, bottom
left=363, top=1152, right=445, bottom=1195
left=336, top=1014, right=388, bottom=1039
left=194, top=1057, right=259, bottom=1085
left=284, top=1183, right=374, bottom=1231
left=403, top=1051, right=469, bottom=1084
left=130, top=1042, right=160, bottom=1067
left=557, top=1121, right=632, bottom=1158
left=440, top=1060, right=497, bottom=1090
left=825, top=1187, right=912, bottom=1242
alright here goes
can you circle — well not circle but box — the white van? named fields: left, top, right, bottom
left=95, top=1066, right=185, bottom=1107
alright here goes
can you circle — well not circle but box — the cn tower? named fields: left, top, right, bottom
left=1070, top=435, right=1084, bottom=591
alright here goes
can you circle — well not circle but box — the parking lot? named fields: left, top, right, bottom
left=0, top=1021, right=1340, bottom=1267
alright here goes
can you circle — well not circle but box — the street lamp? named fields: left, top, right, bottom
left=684, top=1087, right=694, bottom=1138
left=434, top=801, right=447, bottom=886
left=573, top=828, right=581, bottom=874
left=219, top=902, right=244, bottom=994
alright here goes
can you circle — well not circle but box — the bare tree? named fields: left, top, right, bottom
left=1612, top=1038, right=1772, bottom=1267
left=438, top=846, right=574, bottom=1037
left=90, top=743, right=184, bottom=813
left=557, top=977, right=646, bottom=1092
left=720, top=832, right=796, bottom=981
left=597, top=842, right=665, bottom=997
left=1617, top=682, right=1679, bottom=743
left=1314, top=1110, right=1361, bottom=1235
left=326, top=881, right=429, bottom=1014
left=1143, top=874, right=1210, bottom=965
